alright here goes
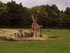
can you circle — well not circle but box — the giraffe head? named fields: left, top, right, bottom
left=37, top=10, right=40, bottom=14
left=31, top=15, right=35, bottom=22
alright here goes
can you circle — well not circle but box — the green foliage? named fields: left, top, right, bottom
left=0, top=1, right=8, bottom=27
left=0, top=1, right=70, bottom=29
left=0, top=1, right=7, bottom=15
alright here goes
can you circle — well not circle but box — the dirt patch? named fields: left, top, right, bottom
left=46, top=35, right=64, bottom=40
left=0, top=29, right=64, bottom=42
left=0, top=35, right=63, bottom=42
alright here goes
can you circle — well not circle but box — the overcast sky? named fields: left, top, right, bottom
left=0, top=0, right=70, bottom=10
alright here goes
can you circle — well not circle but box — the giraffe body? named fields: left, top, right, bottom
left=31, top=10, right=41, bottom=37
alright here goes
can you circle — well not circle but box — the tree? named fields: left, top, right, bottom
left=0, top=0, right=70, bottom=29
left=0, top=1, right=8, bottom=27
left=64, top=7, right=70, bottom=28
left=0, top=1, right=7, bottom=15
left=6, top=1, right=31, bottom=28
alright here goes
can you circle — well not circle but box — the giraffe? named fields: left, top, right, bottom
left=31, top=10, right=41, bottom=37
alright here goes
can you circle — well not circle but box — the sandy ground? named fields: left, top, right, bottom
left=0, top=29, right=63, bottom=42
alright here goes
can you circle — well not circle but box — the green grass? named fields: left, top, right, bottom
left=0, top=29, right=70, bottom=53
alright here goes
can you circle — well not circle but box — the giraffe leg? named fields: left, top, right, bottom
left=37, top=32, right=40, bottom=37
left=33, top=31, right=36, bottom=38
left=37, top=29, right=40, bottom=37
left=38, top=32, right=39, bottom=37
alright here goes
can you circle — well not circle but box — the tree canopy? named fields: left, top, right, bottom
left=0, top=1, right=70, bottom=29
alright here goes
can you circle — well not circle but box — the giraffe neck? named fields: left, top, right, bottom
left=32, top=16, right=34, bottom=22
left=35, top=12, right=39, bottom=22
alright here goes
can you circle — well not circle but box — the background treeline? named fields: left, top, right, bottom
left=0, top=1, right=70, bottom=29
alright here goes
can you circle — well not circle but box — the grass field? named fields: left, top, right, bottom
left=0, top=29, right=70, bottom=53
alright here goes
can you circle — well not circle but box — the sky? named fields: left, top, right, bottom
left=0, top=0, right=70, bottom=10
